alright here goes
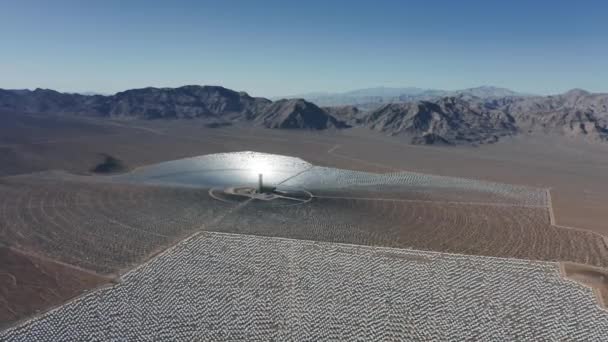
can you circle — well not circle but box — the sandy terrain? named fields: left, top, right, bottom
left=562, top=262, right=608, bottom=309
left=0, top=246, right=108, bottom=327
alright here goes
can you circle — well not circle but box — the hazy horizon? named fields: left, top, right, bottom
left=6, top=84, right=598, bottom=99
left=1, top=0, right=607, bottom=97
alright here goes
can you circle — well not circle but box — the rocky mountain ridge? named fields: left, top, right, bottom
left=364, top=97, right=517, bottom=145
left=0, top=86, right=344, bottom=130
left=1, top=85, right=607, bottom=145
left=359, top=90, right=608, bottom=144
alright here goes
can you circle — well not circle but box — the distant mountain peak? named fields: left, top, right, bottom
left=564, top=88, right=591, bottom=97
left=283, top=85, right=531, bottom=107
left=255, top=98, right=347, bottom=129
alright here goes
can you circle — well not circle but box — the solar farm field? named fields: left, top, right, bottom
left=2, top=151, right=608, bottom=336
left=217, top=196, right=608, bottom=268
left=0, top=176, right=237, bottom=274
left=2, top=232, right=607, bottom=341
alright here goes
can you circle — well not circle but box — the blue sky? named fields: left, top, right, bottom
left=1, top=0, right=606, bottom=96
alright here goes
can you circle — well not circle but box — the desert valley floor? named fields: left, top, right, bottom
left=1, top=113, right=608, bottom=340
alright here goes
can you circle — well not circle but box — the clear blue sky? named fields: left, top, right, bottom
left=1, top=0, right=606, bottom=96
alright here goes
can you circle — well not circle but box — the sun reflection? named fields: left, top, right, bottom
left=249, top=158, right=273, bottom=178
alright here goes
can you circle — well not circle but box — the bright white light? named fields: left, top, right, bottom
left=249, top=159, right=273, bottom=178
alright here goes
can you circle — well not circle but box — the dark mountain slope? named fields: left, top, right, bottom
left=0, top=86, right=344, bottom=130
left=323, top=105, right=365, bottom=125
left=0, top=88, right=91, bottom=114
left=97, top=86, right=271, bottom=119
left=3, top=85, right=607, bottom=143
left=360, top=90, right=608, bottom=144
left=365, top=96, right=517, bottom=145
left=255, top=99, right=348, bottom=129
left=501, top=90, right=608, bottom=141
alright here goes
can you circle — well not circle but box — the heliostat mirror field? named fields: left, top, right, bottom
left=2, top=151, right=608, bottom=339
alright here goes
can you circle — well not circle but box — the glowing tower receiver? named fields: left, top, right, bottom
left=258, top=173, right=263, bottom=193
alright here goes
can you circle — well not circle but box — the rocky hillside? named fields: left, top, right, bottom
left=500, top=89, right=608, bottom=140
left=365, top=97, right=517, bottom=145
left=2, top=85, right=607, bottom=144
left=0, top=88, right=92, bottom=114
left=96, top=86, right=271, bottom=119
left=0, top=86, right=344, bottom=130
left=322, top=105, right=366, bottom=125
left=361, top=90, right=608, bottom=144
left=255, top=99, right=347, bottom=129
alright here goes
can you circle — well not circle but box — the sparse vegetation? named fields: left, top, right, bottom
left=91, top=154, right=126, bottom=174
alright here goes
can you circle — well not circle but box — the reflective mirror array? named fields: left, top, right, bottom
left=2, top=152, right=608, bottom=340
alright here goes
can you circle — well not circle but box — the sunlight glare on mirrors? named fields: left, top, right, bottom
left=248, top=158, right=273, bottom=178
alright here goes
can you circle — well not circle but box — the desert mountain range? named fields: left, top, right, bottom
left=1, top=85, right=607, bottom=145
left=0, top=86, right=346, bottom=130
